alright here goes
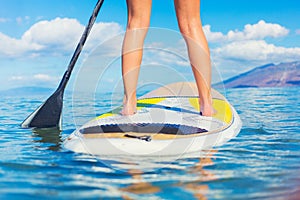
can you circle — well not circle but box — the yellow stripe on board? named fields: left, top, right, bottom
left=96, top=112, right=115, bottom=119
left=94, top=97, right=232, bottom=124
left=94, top=97, right=166, bottom=120
left=137, top=97, right=165, bottom=105
left=189, top=98, right=232, bottom=124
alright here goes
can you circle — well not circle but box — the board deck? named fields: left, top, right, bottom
left=63, top=82, right=242, bottom=156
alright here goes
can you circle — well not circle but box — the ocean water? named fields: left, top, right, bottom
left=0, top=87, right=299, bottom=199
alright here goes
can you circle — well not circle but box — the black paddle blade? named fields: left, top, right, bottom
left=21, top=0, right=104, bottom=129
left=21, top=89, right=64, bottom=129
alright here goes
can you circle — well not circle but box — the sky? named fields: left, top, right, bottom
left=0, top=0, right=300, bottom=91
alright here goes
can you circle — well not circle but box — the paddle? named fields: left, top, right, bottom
left=21, top=0, right=105, bottom=129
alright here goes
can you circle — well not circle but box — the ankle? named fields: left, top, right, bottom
left=124, top=97, right=136, bottom=104
left=199, top=96, right=212, bottom=106
left=123, top=94, right=137, bottom=103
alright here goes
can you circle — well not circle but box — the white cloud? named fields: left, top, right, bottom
left=296, top=29, right=300, bottom=35
left=227, top=20, right=289, bottom=41
left=143, top=41, right=187, bottom=67
left=214, top=40, right=273, bottom=61
left=203, top=25, right=226, bottom=43
left=1, top=19, right=291, bottom=62
left=9, top=74, right=60, bottom=86
left=0, top=18, right=9, bottom=23
left=204, top=20, right=289, bottom=43
left=22, top=18, right=83, bottom=52
left=10, top=76, right=25, bottom=81
left=16, top=16, right=30, bottom=25
left=0, top=17, right=123, bottom=58
left=243, top=20, right=289, bottom=38
left=202, top=21, right=300, bottom=79
left=211, top=39, right=300, bottom=79
left=129, top=21, right=298, bottom=80
left=16, top=17, right=23, bottom=24
left=1, top=18, right=299, bottom=85
left=210, top=26, right=300, bottom=63
left=87, top=22, right=123, bottom=48
left=0, top=32, right=43, bottom=57
left=214, top=39, right=300, bottom=62
left=33, top=74, right=57, bottom=82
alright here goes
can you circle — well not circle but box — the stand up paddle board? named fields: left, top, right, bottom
left=64, top=82, right=242, bottom=156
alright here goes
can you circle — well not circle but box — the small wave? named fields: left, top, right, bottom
left=241, top=126, right=271, bottom=135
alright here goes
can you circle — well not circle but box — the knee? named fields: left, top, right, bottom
left=123, top=16, right=150, bottom=51
left=127, top=14, right=150, bottom=30
left=178, top=18, right=202, bottom=37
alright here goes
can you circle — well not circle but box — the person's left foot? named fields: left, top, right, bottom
left=120, top=96, right=137, bottom=116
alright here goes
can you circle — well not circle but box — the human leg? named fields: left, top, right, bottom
left=121, top=0, right=152, bottom=115
left=174, top=0, right=214, bottom=116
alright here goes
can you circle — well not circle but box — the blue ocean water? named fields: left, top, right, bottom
left=0, top=87, right=299, bottom=199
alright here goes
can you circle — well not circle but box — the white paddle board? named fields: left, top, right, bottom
left=64, top=82, right=242, bottom=156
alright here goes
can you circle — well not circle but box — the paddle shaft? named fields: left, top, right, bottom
left=57, top=0, right=104, bottom=91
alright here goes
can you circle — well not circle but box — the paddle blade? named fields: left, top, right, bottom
left=21, top=90, right=63, bottom=129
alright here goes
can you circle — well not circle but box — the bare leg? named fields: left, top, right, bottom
left=121, top=0, right=152, bottom=115
left=174, top=0, right=214, bottom=116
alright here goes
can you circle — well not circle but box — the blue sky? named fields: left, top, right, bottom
left=0, top=0, right=300, bottom=91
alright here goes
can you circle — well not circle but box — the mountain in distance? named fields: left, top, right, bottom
left=215, top=61, right=300, bottom=88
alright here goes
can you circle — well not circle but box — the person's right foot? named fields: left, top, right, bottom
left=199, top=99, right=216, bottom=116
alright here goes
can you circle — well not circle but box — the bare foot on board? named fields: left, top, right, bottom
left=120, top=96, right=137, bottom=116
left=199, top=100, right=216, bottom=117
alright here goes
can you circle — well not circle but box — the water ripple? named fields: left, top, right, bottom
left=0, top=87, right=300, bottom=199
